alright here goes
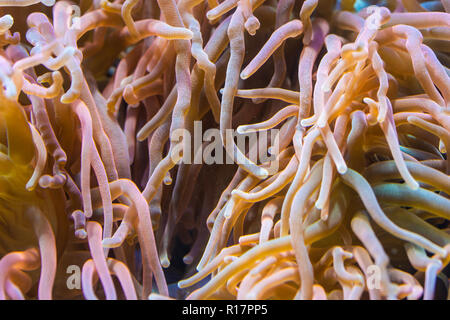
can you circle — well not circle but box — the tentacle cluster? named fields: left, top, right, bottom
left=0, top=0, right=448, bottom=300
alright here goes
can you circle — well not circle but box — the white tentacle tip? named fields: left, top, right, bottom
left=257, top=168, right=269, bottom=179
left=183, top=255, right=193, bottom=265
left=240, top=70, right=250, bottom=80
left=0, top=15, right=13, bottom=30
left=75, top=229, right=87, bottom=239
left=102, top=237, right=120, bottom=248
left=236, top=126, right=246, bottom=134
left=161, top=256, right=170, bottom=268
left=41, top=0, right=56, bottom=6
left=314, top=200, right=323, bottom=210
left=337, top=164, right=348, bottom=174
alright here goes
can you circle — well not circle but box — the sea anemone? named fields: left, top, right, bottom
left=0, top=0, right=449, bottom=300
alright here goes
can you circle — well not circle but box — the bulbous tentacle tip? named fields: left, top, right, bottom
left=41, top=0, right=55, bottom=6
left=240, top=70, right=249, bottom=80
left=75, top=229, right=87, bottom=239
left=0, top=15, right=14, bottom=30
left=161, top=257, right=170, bottom=269
left=337, top=164, right=348, bottom=174
left=60, top=90, right=80, bottom=104
left=183, top=255, right=193, bottom=265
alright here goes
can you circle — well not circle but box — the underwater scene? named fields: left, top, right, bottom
left=0, top=0, right=448, bottom=300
